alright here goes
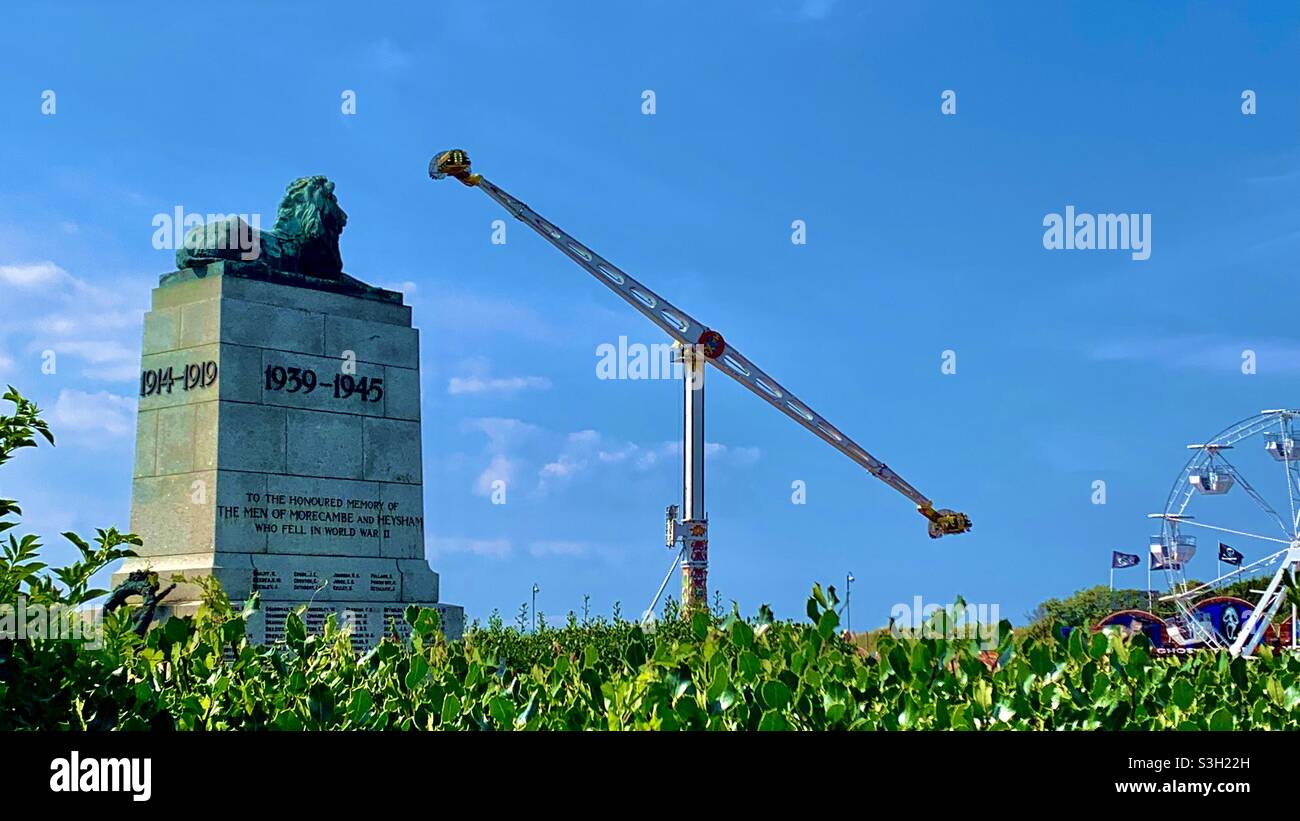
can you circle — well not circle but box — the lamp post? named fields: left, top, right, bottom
left=845, top=572, right=855, bottom=634
left=531, top=583, right=539, bottom=632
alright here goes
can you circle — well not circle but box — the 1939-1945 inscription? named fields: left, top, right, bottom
left=263, top=363, right=383, bottom=403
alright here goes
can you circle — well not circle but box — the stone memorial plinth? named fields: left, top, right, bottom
left=115, top=254, right=464, bottom=647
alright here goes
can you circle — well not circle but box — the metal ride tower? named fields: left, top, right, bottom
left=429, top=149, right=971, bottom=614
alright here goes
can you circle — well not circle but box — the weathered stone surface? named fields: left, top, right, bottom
left=398, top=559, right=440, bottom=601
left=217, top=403, right=286, bottom=473
left=285, top=409, right=363, bottom=479
left=194, top=401, right=219, bottom=471
left=383, top=365, right=421, bottom=421
left=216, top=343, right=263, bottom=404
left=220, top=298, right=324, bottom=356
left=223, top=275, right=411, bottom=326
left=133, top=409, right=158, bottom=478
left=154, top=403, right=197, bottom=475
left=130, top=471, right=217, bottom=557
left=141, top=307, right=180, bottom=355
left=363, top=417, right=422, bottom=483
left=324, top=314, right=419, bottom=368
left=179, top=298, right=220, bottom=349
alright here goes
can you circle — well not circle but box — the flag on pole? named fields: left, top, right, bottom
left=1112, top=551, right=1140, bottom=569
left=1218, top=542, right=1244, bottom=566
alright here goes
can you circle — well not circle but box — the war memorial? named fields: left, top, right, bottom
left=112, top=177, right=463, bottom=648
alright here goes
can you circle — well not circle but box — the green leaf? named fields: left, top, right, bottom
left=690, top=610, right=710, bottom=641
left=162, top=615, right=191, bottom=645
left=1208, top=708, right=1234, bottom=731
left=274, top=711, right=303, bottom=731
left=817, top=608, right=839, bottom=639
left=760, top=680, right=791, bottom=710
left=440, top=693, right=462, bottom=724
left=488, top=696, right=515, bottom=728
left=405, top=654, right=430, bottom=690
left=285, top=611, right=306, bottom=646
left=909, top=642, right=932, bottom=675
left=348, top=690, right=373, bottom=725
left=887, top=645, right=911, bottom=681
left=1266, top=677, right=1287, bottom=709
left=1088, top=632, right=1108, bottom=660
left=758, top=710, right=787, bottom=731
left=1171, top=679, right=1194, bottom=711
left=706, top=664, right=730, bottom=702
left=729, top=619, right=753, bottom=649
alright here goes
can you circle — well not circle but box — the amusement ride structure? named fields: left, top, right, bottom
left=1149, top=409, right=1300, bottom=656
left=429, top=149, right=971, bottom=613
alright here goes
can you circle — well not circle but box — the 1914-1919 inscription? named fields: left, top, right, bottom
left=140, top=360, right=218, bottom=397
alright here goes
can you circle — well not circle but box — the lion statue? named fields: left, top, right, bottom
left=176, top=175, right=349, bottom=279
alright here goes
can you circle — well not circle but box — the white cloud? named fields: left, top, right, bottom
left=474, top=454, right=516, bottom=497
left=379, top=280, right=418, bottom=295
left=461, top=416, right=540, bottom=498
left=0, top=258, right=147, bottom=384
left=458, top=415, right=759, bottom=498
left=539, top=430, right=760, bottom=490
left=529, top=540, right=589, bottom=557
left=449, top=374, right=551, bottom=395
left=667, top=441, right=763, bottom=466
left=447, top=356, right=551, bottom=396
left=35, top=309, right=141, bottom=335
left=0, top=262, right=69, bottom=288
left=429, top=536, right=512, bottom=559
left=49, top=389, right=136, bottom=438
left=370, top=38, right=414, bottom=71
left=1090, top=334, right=1300, bottom=374
left=799, top=0, right=837, bottom=20
left=462, top=416, right=538, bottom=449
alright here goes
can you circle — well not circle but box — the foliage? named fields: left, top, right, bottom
left=1024, top=572, right=1295, bottom=642
left=4, top=387, right=1300, bottom=731
left=1024, top=586, right=1162, bottom=641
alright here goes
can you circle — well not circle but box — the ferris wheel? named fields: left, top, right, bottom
left=1151, top=409, right=1300, bottom=657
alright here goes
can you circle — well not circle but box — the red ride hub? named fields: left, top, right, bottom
left=697, top=329, right=725, bottom=359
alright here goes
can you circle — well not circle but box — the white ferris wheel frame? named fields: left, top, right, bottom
left=1152, top=409, right=1300, bottom=657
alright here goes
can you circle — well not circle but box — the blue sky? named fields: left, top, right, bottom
left=1, top=1, right=1298, bottom=627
